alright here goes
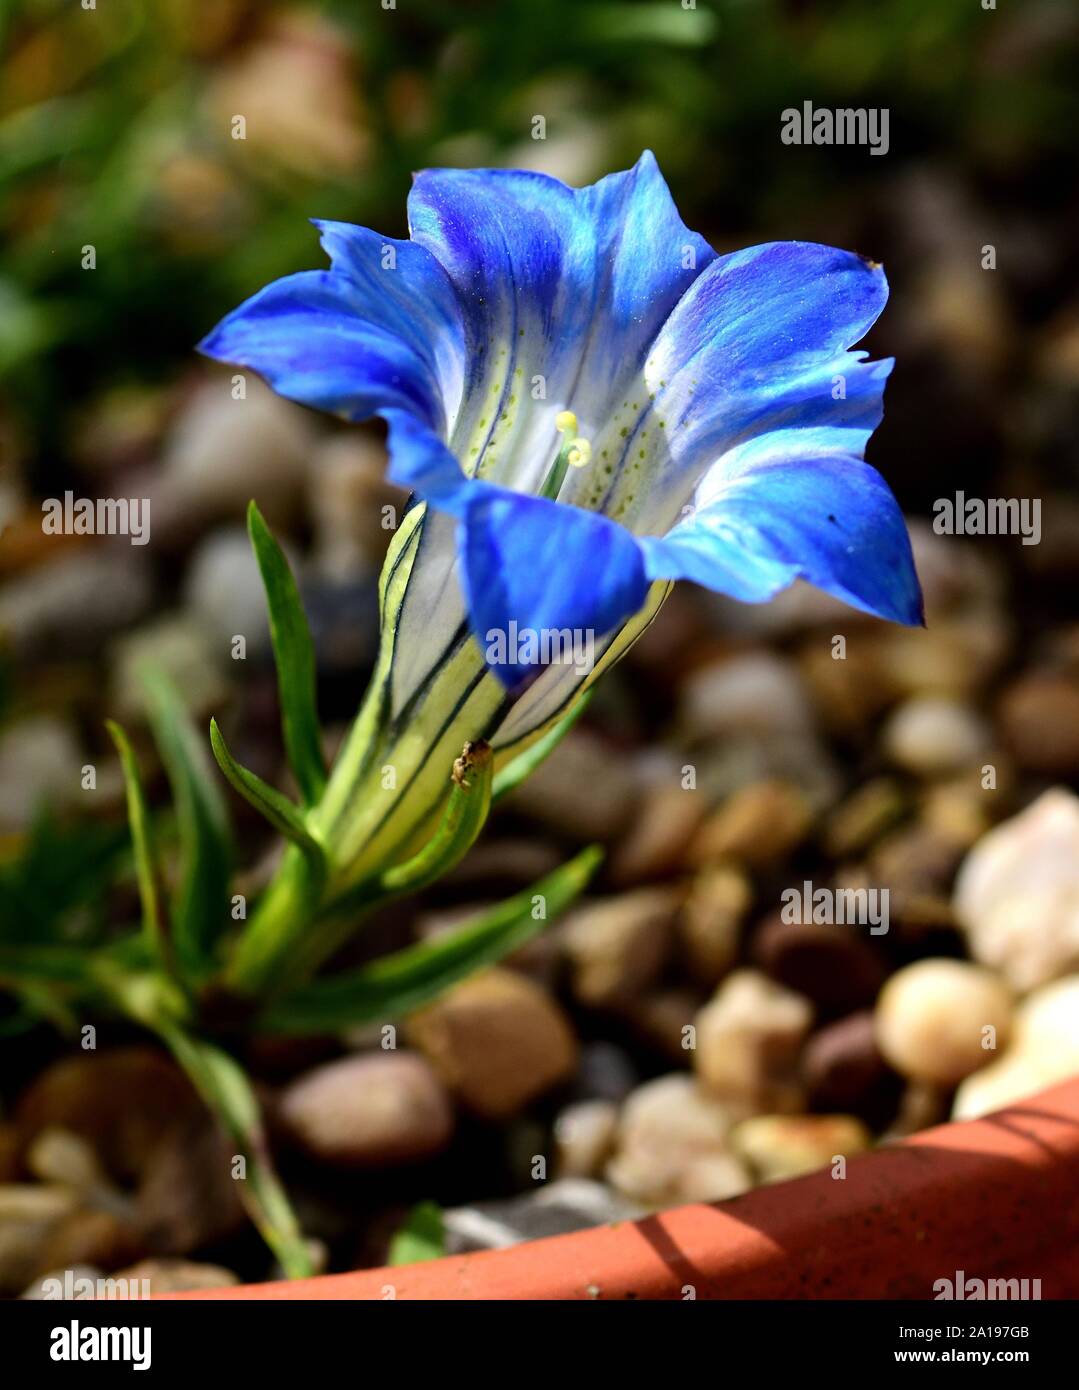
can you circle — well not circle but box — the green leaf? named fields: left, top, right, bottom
left=284, top=740, right=495, bottom=984
left=492, top=691, right=592, bottom=803
left=0, top=811, right=128, bottom=946
left=247, top=501, right=326, bottom=806
left=106, top=720, right=172, bottom=972
left=141, top=669, right=232, bottom=979
left=260, top=844, right=602, bottom=1034
left=379, top=740, right=494, bottom=895
left=209, top=719, right=326, bottom=882
left=0, top=943, right=94, bottom=988
left=149, top=1017, right=313, bottom=1281
left=388, top=1201, right=445, bottom=1266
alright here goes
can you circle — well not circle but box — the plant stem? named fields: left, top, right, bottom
left=96, top=961, right=313, bottom=1280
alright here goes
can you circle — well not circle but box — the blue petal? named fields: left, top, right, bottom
left=198, top=229, right=465, bottom=435
left=379, top=408, right=470, bottom=510
left=459, top=492, right=650, bottom=687
left=581, top=244, right=892, bottom=531
left=640, top=449, right=923, bottom=626
left=653, top=242, right=888, bottom=453
left=407, top=152, right=715, bottom=495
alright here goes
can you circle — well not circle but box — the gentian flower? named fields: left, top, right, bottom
left=200, top=152, right=921, bottom=881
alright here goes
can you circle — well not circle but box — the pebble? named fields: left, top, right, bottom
left=882, top=696, right=991, bottom=778
left=553, top=1100, right=619, bottom=1179
left=0, top=552, right=154, bottom=663
left=953, top=788, right=1079, bottom=991
left=182, top=528, right=273, bottom=662
left=308, top=432, right=406, bottom=579
left=279, top=1051, right=454, bottom=1167
left=0, top=1187, right=80, bottom=1295
left=604, top=1074, right=751, bottom=1206
left=34, top=1208, right=142, bottom=1278
left=108, top=613, right=229, bottom=722
left=919, top=775, right=996, bottom=850
left=25, top=1127, right=114, bottom=1201
left=729, top=1113, right=872, bottom=1183
left=868, top=615, right=1012, bottom=702
left=0, top=717, right=85, bottom=832
left=753, top=914, right=888, bottom=1014
left=19, top=1265, right=103, bottom=1300
left=441, top=1178, right=644, bottom=1254
left=15, top=1047, right=202, bottom=1185
left=822, top=778, right=906, bottom=858
left=997, top=671, right=1079, bottom=775
left=110, top=1257, right=240, bottom=1294
left=561, top=886, right=678, bottom=1007
left=503, top=728, right=639, bottom=842
left=693, top=969, right=813, bottom=1111
left=689, top=779, right=813, bottom=869
left=0, top=1125, right=20, bottom=1183
left=869, top=824, right=966, bottom=927
left=570, top=1041, right=638, bottom=1104
left=905, top=520, right=1004, bottom=620
left=159, top=377, right=314, bottom=528
left=874, top=959, right=1014, bottom=1086
left=406, top=968, right=578, bottom=1119
left=609, top=780, right=707, bottom=885
left=798, top=638, right=892, bottom=733
left=296, top=573, right=379, bottom=674
left=678, top=864, right=752, bottom=984
left=626, top=987, right=706, bottom=1061
left=133, top=1114, right=246, bottom=1255
left=953, top=975, right=1079, bottom=1119
left=680, top=652, right=816, bottom=740
left=801, top=1012, right=902, bottom=1129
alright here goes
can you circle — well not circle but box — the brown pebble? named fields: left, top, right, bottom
left=753, top=914, right=888, bottom=1014
left=998, top=671, right=1079, bottom=775
left=802, top=1011, right=902, bottom=1129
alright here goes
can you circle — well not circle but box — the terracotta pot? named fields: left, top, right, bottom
left=176, top=1077, right=1079, bottom=1300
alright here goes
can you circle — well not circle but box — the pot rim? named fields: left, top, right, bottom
left=170, top=1075, right=1079, bottom=1300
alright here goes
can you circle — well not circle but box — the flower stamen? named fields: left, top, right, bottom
left=540, top=412, right=592, bottom=499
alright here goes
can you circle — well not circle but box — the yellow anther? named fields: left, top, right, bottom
left=567, top=438, right=592, bottom=468
left=555, top=410, right=578, bottom=435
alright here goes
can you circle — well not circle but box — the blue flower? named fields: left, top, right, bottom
left=200, top=151, right=921, bottom=689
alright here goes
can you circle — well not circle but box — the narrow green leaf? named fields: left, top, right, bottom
left=380, top=739, right=494, bottom=894
left=0, top=809, right=128, bottom=946
left=286, top=740, right=495, bottom=983
left=388, top=1201, right=445, bottom=1266
left=152, top=1019, right=314, bottom=1280
left=141, top=669, right=232, bottom=979
left=492, top=691, right=592, bottom=803
left=0, top=943, right=94, bottom=987
left=209, top=719, right=326, bottom=882
left=106, top=719, right=172, bottom=971
left=247, top=500, right=325, bottom=806
left=261, top=844, right=602, bottom=1034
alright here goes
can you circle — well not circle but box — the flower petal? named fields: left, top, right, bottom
left=459, top=492, right=650, bottom=687
left=199, top=228, right=465, bottom=436
left=576, top=244, right=891, bottom=533
left=407, top=152, right=715, bottom=495
left=640, top=449, right=923, bottom=626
